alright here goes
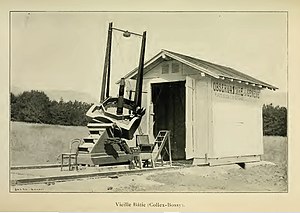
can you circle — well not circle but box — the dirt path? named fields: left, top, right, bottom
left=11, top=161, right=287, bottom=192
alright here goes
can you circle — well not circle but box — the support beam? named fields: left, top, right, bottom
left=100, top=22, right=113, bottom=102
left=134, top=31, right=147, bottom=108
left=106, top=23, right=113, bottom=99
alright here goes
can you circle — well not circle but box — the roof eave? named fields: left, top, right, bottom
left=116, top=49, right=278, bottom=91
left=116, top=49, right=220, bottom=83
left=218, top=75, right=278, bottom=91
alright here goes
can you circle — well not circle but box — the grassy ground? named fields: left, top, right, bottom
left=262, top=136, right=287, bottom=166
left=10, top=122, right=288, bottom=192
left=10, top=122, right=88, bottom=165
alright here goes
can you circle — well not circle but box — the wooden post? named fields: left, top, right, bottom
left=106, top=23, right=113, bottom=99
left=134, top=31, right=147, bottom=108
left=100, top=22, right=113, bottom=102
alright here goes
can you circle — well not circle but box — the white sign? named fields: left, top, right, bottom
left=212, top=81, right=260, bottom=99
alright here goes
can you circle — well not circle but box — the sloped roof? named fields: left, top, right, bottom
left=119, top=49, right=278, bottom=90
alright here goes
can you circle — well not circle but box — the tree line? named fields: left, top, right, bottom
left=10, top=90, right=287, bottom=136
left=11, top=90, right=92, bottom=126
left=263, top=104, right=287, bottom=136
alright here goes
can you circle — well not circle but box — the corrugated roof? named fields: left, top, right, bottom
left=119, top=49, right=278, bottom=90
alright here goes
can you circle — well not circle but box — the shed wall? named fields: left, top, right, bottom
left=210, top=79, right=264, bottom=158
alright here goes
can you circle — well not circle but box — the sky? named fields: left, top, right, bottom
left=10, top=12, right=287, bottom=103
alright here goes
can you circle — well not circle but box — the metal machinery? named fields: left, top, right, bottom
left=77, top=22, right=147, bottom=166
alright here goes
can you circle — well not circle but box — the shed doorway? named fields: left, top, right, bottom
left=151, top=81, right=186, bottom=160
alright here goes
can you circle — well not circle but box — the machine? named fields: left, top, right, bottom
left=77, top=22, right=147, bottom=166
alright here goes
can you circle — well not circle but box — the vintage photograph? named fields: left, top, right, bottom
left=10, top=11, right=287, bottom=192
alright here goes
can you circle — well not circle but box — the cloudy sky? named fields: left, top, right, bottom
left=10, top=12, right=287, bottom=103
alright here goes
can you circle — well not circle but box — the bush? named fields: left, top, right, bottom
left=10, top=90, right=92, bottom=126
left=263, top=104, right=287, bottom=136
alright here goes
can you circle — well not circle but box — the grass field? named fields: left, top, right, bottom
left=10, top=122, right=288, bottom=192
left=262, top=136, right=287, bottom=167
left=10, top=122, right=88, bottom=165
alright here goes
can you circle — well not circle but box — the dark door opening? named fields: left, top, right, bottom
left=151, top=81, right=186, bottom=160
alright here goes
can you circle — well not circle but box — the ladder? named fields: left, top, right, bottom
left=152, top=130, right=172, bottom=166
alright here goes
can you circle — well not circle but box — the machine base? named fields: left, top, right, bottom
left=77, top=152, right=134, bottom=166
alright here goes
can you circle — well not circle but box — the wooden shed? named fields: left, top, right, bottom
left=120, top=49, right=277, bottom=166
